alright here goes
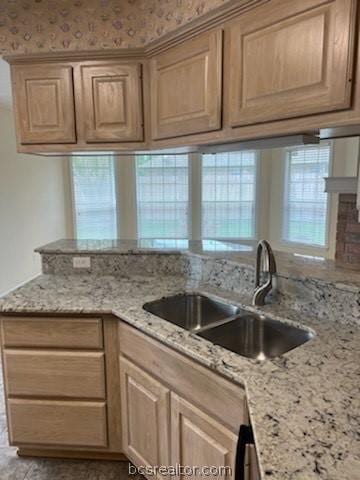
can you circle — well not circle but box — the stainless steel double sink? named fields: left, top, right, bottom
left=143, top=293, right=314, bottom=360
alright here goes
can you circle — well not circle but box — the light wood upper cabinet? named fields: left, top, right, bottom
left=11, top=64, right=76, bottom=144
left=77, top=62, right=143, bottom=143
left=150, top=29, right=223, bottom=140
left=120, top=356, right=170, bottom=476
left=171, top=393, right=237, bottom=480
left=228, top=0, right=357, bottom=127
left=6, top=0, right=360, bottom=152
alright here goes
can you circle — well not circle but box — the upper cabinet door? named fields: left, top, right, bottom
left=228, top=0, right=357, bottom=127
left=78, top=62, right=143, bottom=143
left=12, top=64, right=76, bottom=144
left=150, top=29, right=223, bottom=140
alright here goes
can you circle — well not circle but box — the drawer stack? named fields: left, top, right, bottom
left=1, top=316, right=108, bottom=449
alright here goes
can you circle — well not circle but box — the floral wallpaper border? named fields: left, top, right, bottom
left=0, top=0, right=232, bottom=55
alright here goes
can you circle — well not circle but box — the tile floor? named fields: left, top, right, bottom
left=0, top=359, right=143, bottom=480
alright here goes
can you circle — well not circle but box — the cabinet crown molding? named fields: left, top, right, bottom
left=3, top=0, right=268, bottom=65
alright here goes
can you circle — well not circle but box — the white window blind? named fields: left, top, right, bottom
left=282, top=145, right=331, bottom=247
left=202, top=151, right=257, bottom=239
left=71, top=156, right=117, bottom=239
left=136, top=155, right=189, bottom=238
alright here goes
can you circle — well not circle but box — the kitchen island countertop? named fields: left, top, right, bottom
left=0, top=273, right=359, bottom=480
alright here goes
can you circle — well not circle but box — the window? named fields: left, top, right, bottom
left=202, top=151, right=257, bottom=239
left=282, top=145, right=331, bottom=247
left=135, top=155, right=189, bottom=238
left=71, top=156, right=117, bottom=239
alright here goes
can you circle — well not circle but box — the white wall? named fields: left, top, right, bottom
left=0, top=106, right=72, bottom=296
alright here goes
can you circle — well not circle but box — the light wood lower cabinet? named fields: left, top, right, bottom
left=245, top=445, right=260, bottom=480
left=171, top=393, right=237, bottom=480
left=0, top=315, right=260, bottom=476
left=7, top=399, right=107, bottom=448
left=118, top=322, right=249, bottom=480
left=119, top=356, right=170, bottom=476
left=118, top=322, right=245, bottom=431
left=0, top=315, right=118, bottom=457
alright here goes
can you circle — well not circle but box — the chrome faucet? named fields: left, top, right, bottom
left=252, top=240, right=277, bottom=306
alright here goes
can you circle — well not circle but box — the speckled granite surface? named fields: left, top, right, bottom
left=0, top=274, right=359, bottom=480
left=36, top=238, right=360, bottom=285
left=39, top=240, right=360, bottom=326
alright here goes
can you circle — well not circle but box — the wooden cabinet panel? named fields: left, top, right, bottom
left=119, top=322, right=245, bottom=433
left=150, top=29, right=223, bottom=139
left=1, top=317, right=103, bottom=349
left=171, top=393, right=237, bottom=480
left=3, top=350, right=105, bottom=399
left=7, top=399, right=107, bottom=448
left=245, top=445, right=260, bottom=480
left=120, top=356, right=170, bottom=474
left=78, top=62, right=143, bottom=142
left=12, top=64, right=76, bottom=144
left=228, top=0, right=357, bottom=127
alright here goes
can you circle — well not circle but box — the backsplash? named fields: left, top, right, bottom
left=41, top=252, right=192, bottom=278
left=193, top=254, right=360, bottom=326
left=336, top=194, right=360, bottom=267
left=40, top=250, right=360, bottom=326
left=0, top=0, right=232, bottom=55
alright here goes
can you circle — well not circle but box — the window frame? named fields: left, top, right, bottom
left=200, top=151, right=259, bottom=242
left=280, top=142, right=333, bottom=251
left=69, top=155, right=120, bottom=240
left=134, top=154, right=190, bottom=240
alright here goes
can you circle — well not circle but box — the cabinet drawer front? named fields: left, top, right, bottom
left=150, top=29, right=222, bottom=139
left=119, top=323, right=245, bottom=432
left=228, top=0, right=357, bottom=126
left=1, top=317, right=103, bottom=349
left=12, top=64, right=76, bottom=144
left=8, top=399, right=107, bottom=448
left=4, top=350, right=105, bottom=399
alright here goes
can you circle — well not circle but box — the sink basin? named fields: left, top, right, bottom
left=196, top=313, right=314, bottom=360
left=143, top=294, right=241, bottom=331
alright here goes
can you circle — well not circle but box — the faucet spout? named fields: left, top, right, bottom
left=252, top=240, right=277, bottom=306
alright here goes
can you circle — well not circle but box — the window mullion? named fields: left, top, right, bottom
left=117, top=155, right=138, bottom=240
left=189, top=153, right=202, bottom=240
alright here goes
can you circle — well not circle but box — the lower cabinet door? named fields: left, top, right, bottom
left=246, top=445, right=260, bottom=480
left=171, top=393, right=237, bottom=480
left=119, top=356, right=170, bottom=475
left=7, top=399, right=107, bottom=448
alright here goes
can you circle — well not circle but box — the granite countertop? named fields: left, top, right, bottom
left=0, top=273, right=359, bottom=480
left=36, top=238, right=360, bottom=286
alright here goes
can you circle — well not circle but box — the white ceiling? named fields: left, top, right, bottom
left=0, top=59, right=12, bottom=109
